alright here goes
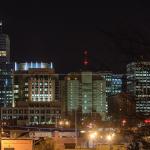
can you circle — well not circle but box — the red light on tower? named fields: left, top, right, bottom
left=84, top=60, right=88, bottom=65
left=83, top=50, right=89, bottom=66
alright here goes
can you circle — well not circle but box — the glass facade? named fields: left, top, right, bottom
left=111, top=74, right=123, bottom=95
left=0, top=63, right=13, bottom=106
left=98, top=72, right=124, bottom=97
left=0, top=27, right=13, bottom=107
left=127, top=62, right=150, bottom=114
left=0, top=34, right=10, bottom=62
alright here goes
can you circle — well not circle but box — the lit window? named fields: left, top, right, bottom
left=14, top=90, right=18, bottom=93
left=25, top=88, right=28, bottom=91
left=14, top=85, right=19, bottom=88
left=25, top=82, right=28, bottom=85
left=45, top=83, right=48, bottom=85
left=0, top=51, right=6, bottom=56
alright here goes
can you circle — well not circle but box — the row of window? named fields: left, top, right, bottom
left=2, top=109, right=60, bottom=114
left=32, top=82, right=53, bottom=85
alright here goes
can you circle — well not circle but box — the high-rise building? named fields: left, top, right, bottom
left=0, top=22, right=10, bottom=63
left=127, top=62, right=150, bottom=115
left=0, top=21, right=13, bottom=107
left=61, top=71, right=107, bottom=120
left=97, top=71, right=112, bottom=97
left=98, top=71, right=124, bottom=97
left=13, top=62, right=59, bottom=106
left=0, top=63, right=13, bottom=107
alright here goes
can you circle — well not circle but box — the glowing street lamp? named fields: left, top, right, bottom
left=106, top=135, right=112, bottom=141
left=80, top=130, right=86, bottom=133
left=58, top=119, right=70, bottom=128
left=89, top=132, right=97, bottom=140
left=106, top=133, right=115, bottom=142
left=88, top=131, right=98, bottom=148
left=59, top=121, right=64, bottom=126
left=65, top=121, right=70, bottom=126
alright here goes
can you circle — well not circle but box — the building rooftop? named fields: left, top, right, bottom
left=14, top=62, right=54, bottom=71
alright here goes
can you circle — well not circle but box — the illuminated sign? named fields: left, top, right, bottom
left=1, top=139, right=32, bottom=150
left=144, top=119, right=150, bottom=123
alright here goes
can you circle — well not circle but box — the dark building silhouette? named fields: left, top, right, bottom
left=108, top=92, right=136, bottom=123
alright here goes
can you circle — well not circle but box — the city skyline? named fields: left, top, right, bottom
left=0, top=2, right=150, bottom=150
left=0, top=1, right=150, bottom=73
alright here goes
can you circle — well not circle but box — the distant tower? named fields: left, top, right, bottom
left=0, top=21, right=12, bottom=107
left=0, top=21, right=10, bottom=62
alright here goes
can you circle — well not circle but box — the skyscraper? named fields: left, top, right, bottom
left=127, top=62, right=150, bottom=115
left=0, top=21, right=10, bottom=62
left=61, top=71, right=107, bottom=120
left=0, top=21, right=13, bottom=107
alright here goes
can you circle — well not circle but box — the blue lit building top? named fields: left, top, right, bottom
left=111, top=74, right=123, bottom=95
left=14, top=62, right=54, bottom=71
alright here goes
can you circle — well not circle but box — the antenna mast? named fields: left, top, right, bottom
left=83, top=50, right=89, bottom=66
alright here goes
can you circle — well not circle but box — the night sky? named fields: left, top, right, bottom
left=0, top=1, right=150, bottom=73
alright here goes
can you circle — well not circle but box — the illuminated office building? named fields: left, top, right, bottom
left=61, top=71, right=107, bottom=120
left=127, top=62, right=150, bottom=115
left=98, top=71, right=124, bottom=97
left=111, top=74, right=123, bottom=95
left=1, top=101, right=61, bottom=125
left=13, top=62, right=59, bottom=106
left=97, top=72, right=112, bottom=97
left=0, top=21, right=13, bottom=107
left=0, top=22, right=10, bottom=63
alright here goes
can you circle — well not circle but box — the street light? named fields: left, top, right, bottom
left=88, top=131, right=98, bottom=148
left=80, top=130, right=86, bottom=133
left=89, top=132, right=97, bottom=140
left=106, top=135, right=112, bottom=141
left=59, top=121, right=64, bottom=126
left=58, top=119, right=70, bottom=128
left=65, top=121, right=70, bottom=126
left=106, top=133, right=115, bottom=142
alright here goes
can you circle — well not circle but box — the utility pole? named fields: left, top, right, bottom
left=75, top=110, right=77, bottom=148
